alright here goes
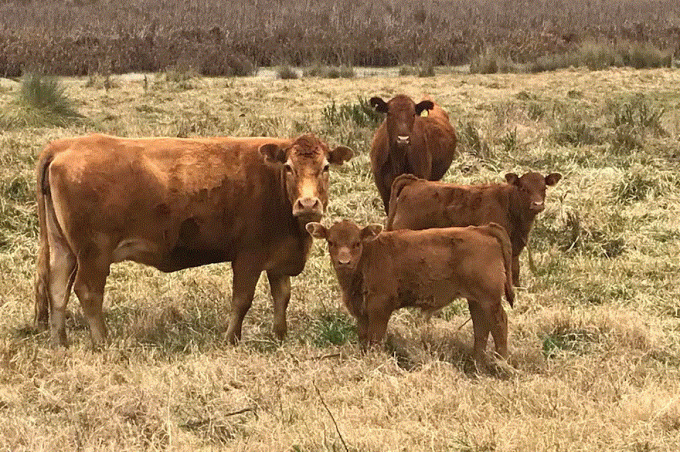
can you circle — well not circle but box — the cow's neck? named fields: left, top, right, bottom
left=334, top=265, right=363, bottom=313
left=388, top=142, right=409, bottom=176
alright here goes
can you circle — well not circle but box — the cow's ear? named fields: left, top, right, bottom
left=328, top=146, right=353, bottom=165
left=545, top=173, right=562, bottom=186
left=505, top=173, right=520, bottom=186
left=415, top=100, right=434, bottom=115
left=306, top=222, right=327, bottom=239
left=361, top=224, right=383, bottom=241
left=259, top=143, right=287, bottom=164
left=370, top=97, right=388, bottom=113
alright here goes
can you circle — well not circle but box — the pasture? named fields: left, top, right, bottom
left=0, top=67, right=679, bottom=451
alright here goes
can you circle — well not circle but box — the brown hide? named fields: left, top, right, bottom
left=307, top=220, right=514, bottom=367
left=35, top=133, right=353, bottom=347
left=369, top=95, right=457, bottom=214
left=386, top=171, right=562, bottom=285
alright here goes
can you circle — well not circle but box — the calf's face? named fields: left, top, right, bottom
left=505, top=171, right=562, bottom=214
left=306, top=220, right=382, bottom=272
left=260, top=134, right=353, bottom=223
left=371, top=95, right=433, bottom=148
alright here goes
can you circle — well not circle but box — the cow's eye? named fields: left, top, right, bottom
left=352, top=242, right=360, bottom=249
left=284, top=163, right=293, bottom=174
left=323, top=164, right=330, bottom=173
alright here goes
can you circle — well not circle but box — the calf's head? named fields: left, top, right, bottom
left=306, top=220, right=382, bottom=272
left=260, top=134, right=353, bottom=223
left=370, top=95, right=433, bottom=148
left=505, top=171, right=562, bottom=216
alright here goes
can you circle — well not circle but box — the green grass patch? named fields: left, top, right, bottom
left=311, top=312, right=356, bottom=347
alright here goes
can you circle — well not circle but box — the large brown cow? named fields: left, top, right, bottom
left=369, top=94, right=457, bottom=214
left=307, top=220, right=514, bottom=367
left=386, top=171, right=562, bottom=285
left=35, top=133, right=353, bottom=347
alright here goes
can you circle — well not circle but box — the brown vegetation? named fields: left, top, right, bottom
left=1, top=0, right=679, bottom=76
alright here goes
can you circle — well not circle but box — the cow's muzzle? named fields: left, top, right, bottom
left=293, top=197, right=323, bottom=222
left=396, top=135, right=411, bottom=146
left=530, top=201, right=545, bottom=213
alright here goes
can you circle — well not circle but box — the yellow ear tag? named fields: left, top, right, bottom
left=420, top=110, right=429, bottom=117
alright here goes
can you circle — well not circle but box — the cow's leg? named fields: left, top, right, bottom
left=267, top=271, right=291, bottom=341
left=487, top=300, right=508, bottom=360
left=44, top=235, right=77, bottom=346
left=226, top=257, right=261, bottom=344
left=365, top=294, right=393, bottom=346
left=376, top=169, right=393, bottom=215
left=468, top=299, right=491, bottom=368
left=72, top=247, right=111, bottom=347
left=356, top=313, right=369, bottom=349
left=512, top=253, right=520, bottom=286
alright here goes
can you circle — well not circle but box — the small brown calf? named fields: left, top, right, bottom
left=307, top=220, right=514, bottom=366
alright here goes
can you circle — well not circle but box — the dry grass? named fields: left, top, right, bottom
left=1, top=1, right=679, bottom=75
left=1, top=67, right=680, bottom=450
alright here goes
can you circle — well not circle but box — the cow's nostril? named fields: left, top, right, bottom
left=294, top=197, right=322, bottom=214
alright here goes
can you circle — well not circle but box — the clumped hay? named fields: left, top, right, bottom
left=1, top=69, right=680, bottom=450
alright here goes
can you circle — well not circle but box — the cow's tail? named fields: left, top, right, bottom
left=482, top=223, right=515, bottom=307
left=386, top=174, right=421, bottom=229
left=34, top=148, right=55, bottom=330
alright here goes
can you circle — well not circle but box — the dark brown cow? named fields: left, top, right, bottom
left=307, top=220, right=514, bottom=367
left=386, top=171, right=562, bottom=285
left=369, top=94, right=457, bottom=214
left=35, top=133, right=353, bottom=347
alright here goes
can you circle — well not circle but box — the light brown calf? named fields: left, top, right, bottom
left=387, top=171, right=562, bottom=285
left=307, top=220, right=514, bottom=366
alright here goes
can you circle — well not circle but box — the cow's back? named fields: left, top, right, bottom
left=417, top=102, right=457, bottom=180
left=390, top=180, right=511, bottom=232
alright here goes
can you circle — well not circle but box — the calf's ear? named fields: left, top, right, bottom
left=328, top=146, right=354, bottom=165
left=259, top=143, right=287, bottom=164
left=306, top=222, right=327, bottom=239
left=505, top=173, right=520, bottom=185
left=370, top=97, right=388, bottom=113
left=415, top=100, right=434, bottom=115
left=545, top=173, right=562, bottom=186
left=361, top=224, right=383, bottom=241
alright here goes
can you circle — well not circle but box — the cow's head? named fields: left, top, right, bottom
left=306, top=220, right=382, bottom=272
left=505, top=171, right=562, bottom=215
left=260, top=134, right=353, bottom=223
left=370, top=95, right=433, bottom=148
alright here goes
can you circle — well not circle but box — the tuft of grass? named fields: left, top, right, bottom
left=276, top=65, right=299, bottom=80
left=322, top=97, right=382, bottom=129
left=459, top=121, right=489, bottom=157
left=0, top=73, right=83, bottom=128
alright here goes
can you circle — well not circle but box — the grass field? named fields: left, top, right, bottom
left=0, top=66, right=679, bottom=451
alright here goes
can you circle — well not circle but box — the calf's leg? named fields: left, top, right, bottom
left=365, top=294, right=394, bottom=346
left=267, top=271, right=291, bottom=341
left=487, top=300, right=508, bottom=360
left=468, top=299, right=491, bottom=368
